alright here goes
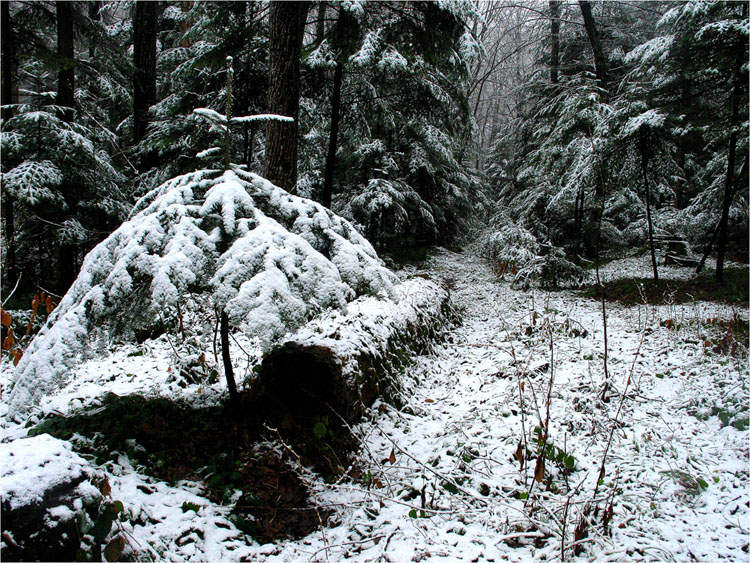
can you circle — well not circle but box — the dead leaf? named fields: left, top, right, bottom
left=12, top=349, right=22, bottom=366
left=389, top=449, right=396, bottom=465
left=534, top=456, right=545, bottom=483
left=424, top=398, right=434, bottom=403
left=0, top=309, right=10, bottom=328
left=103, top=535, right=126, bottom=562
left=514, top=441, right=525, bottom=470
left=99, top=477, right=112, bottom=497
left=2, top=333, right=15, bottom=351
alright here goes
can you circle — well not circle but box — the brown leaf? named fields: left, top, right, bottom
left=103, top=535, right=126, bottom=562
left=2, top=333, right=15, bottom=351
left=99, top=477, right=112, bottom=497
left=0, top=309, right=11, bottom=328
left=534, top=456, right=545, bottom=483
left=389, top=449, right=396, bottom=465
left=12, top=349, right=22, bottom=366
left=514, top=441, right=525, bottom=470
left=424, top=398, right=434, bottom=403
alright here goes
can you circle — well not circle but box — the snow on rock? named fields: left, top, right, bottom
left=8, top=168, right=397, bottom=418
left=1, top=434, right=104, bottom=561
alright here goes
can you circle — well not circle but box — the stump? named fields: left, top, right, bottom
left=253, top=277, right=456, bottom=426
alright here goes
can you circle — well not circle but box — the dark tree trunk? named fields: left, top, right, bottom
left=638, top=130, right=658, bottom=282
left=316, top=1, right=326, bottom=44
left=321, top=60, right=343, bottom=209
left=264, top=1, right=310, bottom=192
left=715, top=3, right=746, bottom=282
left=220, top=311, right=239, bottom=404
left=133, top=1, right=160, bottom=145
left=56, top=1, right=77, bottom=289
left=2, top=0, right=18, bottom=288
left=697, top=156, right=748, bottom=274
left=549, top=0, right=560, bottom=85
left=88, top=1, right=100, bottom=59
left=578, top=1, right=608, bottom=93
left=56, top=1, right=75, bottom=116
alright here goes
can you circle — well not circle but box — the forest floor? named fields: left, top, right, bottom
left=2, top=248, right=748, bottom=561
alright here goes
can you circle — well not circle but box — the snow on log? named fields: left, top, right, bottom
left=253, top=276, right=456, bottom=424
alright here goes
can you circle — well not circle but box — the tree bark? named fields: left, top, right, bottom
left=56, top=1, right=77, bottom=289
left=264, top=1, right=310, bottom=192
left=638, top=130, right=658, bottom=282
left=133, top=0, right=160, bottom=144
left=321, top=61, right=342, bottom=209
left=549, top=0, right=560, bottom=85
left=578, top=1, right=608, bottom=93
left=220, top=310, right=239, bottom=404
left=88, top=1, right=100, bottom=59
left=2, top=0, right=18, bottom=288
left=715, top=2, right=746, bottom=283
left=316, top=1, right=326, bottom=44
left=56, top=1, right=75, bottom=116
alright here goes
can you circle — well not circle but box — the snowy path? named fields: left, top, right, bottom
left=262, top=248, right=748, bottom=561
left=3, top=249, right=747, bottom=561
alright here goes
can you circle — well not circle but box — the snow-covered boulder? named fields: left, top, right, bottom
left=0, top=435, right=104, bottom=561
left=8, top=168, right=397, bottom=417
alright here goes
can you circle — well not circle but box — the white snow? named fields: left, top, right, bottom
left=0, top=434, right=99, bottom=510
left=7, top=168, right=396, bottom=417
left=1, top=248, right=747, bottom=561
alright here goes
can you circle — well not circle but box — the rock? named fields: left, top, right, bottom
left=0, top=434, right=104, bottom=561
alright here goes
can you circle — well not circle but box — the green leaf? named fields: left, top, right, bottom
left=111, top=500, right=124, bottom=513
left=408, top=509, right=418, bottom=518
left=312, top=421, right=327, bottom=440
left=519, top=492, right=528, bottom=500
left=696, top=478, right=708, bottom=490
left=442, top=482, right=459, bottom=494
left=564, top=455, right=575, bottom=470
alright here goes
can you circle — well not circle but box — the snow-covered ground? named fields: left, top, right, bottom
left=2, top=248, right=747, bottom=561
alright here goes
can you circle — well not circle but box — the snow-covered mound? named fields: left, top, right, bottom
left=8, top=168, right=397, bottom=417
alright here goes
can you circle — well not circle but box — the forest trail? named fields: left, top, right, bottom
left=2, top=249, right=746, bottom=561
left=261, top=248, right=748, bottom=561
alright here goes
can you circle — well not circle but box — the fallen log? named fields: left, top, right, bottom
left=253, top=276, right=457, bottom=426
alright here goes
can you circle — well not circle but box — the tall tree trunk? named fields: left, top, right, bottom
left=220, top=311, right=239, bottom=404
left=638, top=130, right=658, bottom=282
left=578, top=1, right=608, bottom=94
left=549, top=0, right=560, bottom=85
left=56, top=1, right=75, bottom=115
left=264, top=1, right=310, bottom=192
left=321, top=61, right=342, bottom=209
left=133, top=0, right=159, bottom=145
left=2, top=0, right=18, bottom=288
left=316, top=1, right=326, bottom=44
left=57, top=1, right=77, bottom=289
left=715, top=3, right=746, bottom=283
left=88, top=1, right=100, bottom=59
